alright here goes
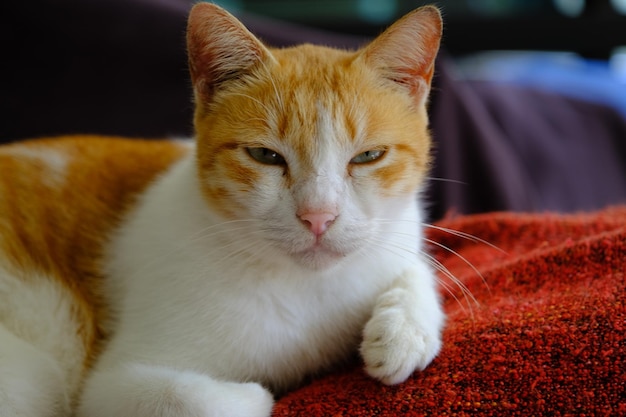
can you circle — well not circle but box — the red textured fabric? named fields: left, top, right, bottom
left=273, top=207, right=626, bottom=416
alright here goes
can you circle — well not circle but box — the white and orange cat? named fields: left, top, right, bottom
left=0, top=3, right=443, bottom=417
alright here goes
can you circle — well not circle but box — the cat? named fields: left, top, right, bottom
left=0, top=3, right=443, bottom=417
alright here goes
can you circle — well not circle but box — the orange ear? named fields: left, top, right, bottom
left=360, top=6, right=442, bottom=106
left=186, top=3, right=272, bottom=102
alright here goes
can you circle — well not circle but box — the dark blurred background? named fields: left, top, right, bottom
left=217, top=0, right=626, bottom=58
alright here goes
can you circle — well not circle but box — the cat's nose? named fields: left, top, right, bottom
left=298, top=212, right=337, bottom=236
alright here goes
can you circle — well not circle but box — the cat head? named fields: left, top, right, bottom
left=186, top=4, right=442, bottom=270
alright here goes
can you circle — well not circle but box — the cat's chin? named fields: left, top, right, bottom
left=289, top=245, right=348, bottom=271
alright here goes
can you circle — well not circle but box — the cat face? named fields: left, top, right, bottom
left=187, top=5, right=441, bottom=269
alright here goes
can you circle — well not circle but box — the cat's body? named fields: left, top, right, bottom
left=0, top=4, right=443, bottom=417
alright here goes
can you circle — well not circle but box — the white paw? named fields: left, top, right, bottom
left=147, top=378, right=274, bottom=417
left=179, top=380, right=274, bottom=417
left=360, top=287, right=443, bottom=385
left=209, top=381, right=275, bottom=417
left=78, top=365, right=274, bottom=417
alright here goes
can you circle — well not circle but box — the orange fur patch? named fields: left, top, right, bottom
left=0, top=136, right=188, bottom=367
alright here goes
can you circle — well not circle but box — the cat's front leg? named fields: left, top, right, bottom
left=77, top=363, right=274, bottom=417
left=360, top=261, right=444, bottom=385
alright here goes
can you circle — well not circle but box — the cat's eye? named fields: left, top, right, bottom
left=350, top=149, right=386, bottom=164
left=247, top=147, right=286, bottom=165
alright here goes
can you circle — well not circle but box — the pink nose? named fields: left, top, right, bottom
left=298, top=212, right=337, bottom=236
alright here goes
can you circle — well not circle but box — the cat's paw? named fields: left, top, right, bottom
left=79, top=365, right=274, bottom=417
left=168, top=379, right=274, bottom=417
left=193, top=380, right=274, bottom=417
left=360, top=285, right=443, bottom=385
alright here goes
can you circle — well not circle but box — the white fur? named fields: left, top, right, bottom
left=0, top=267, right=83, bottom=415
left=75, top=132, right=443, bottom=416
left=0, top=326, right=69, bottom=417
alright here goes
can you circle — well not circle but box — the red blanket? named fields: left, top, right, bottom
left=273, top=207, right=626, bottom=416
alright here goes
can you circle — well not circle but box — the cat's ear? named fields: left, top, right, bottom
left=359, top=6, right=442, bottom=106
left=186, top=3, right=273, bottom=102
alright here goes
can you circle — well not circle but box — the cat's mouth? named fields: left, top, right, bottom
left=262, top=223, right=359, bottom=270
left=289, top=241, right=348, bottom=270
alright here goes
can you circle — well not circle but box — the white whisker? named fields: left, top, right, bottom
left=421, top=252, right=478, bottom=318
left=363, top=234, right=418, bottom=260
left=362, top=234, right=477, bottom=318
left=377, top=217, right=503, bottom=255
left=423, top=237, right=491, bottom=295
left=422, top=223, right=507, bottom=255
left=179, top=219, right=258, bottom=243
left=123, top=219, right=262, bottom=281
left=205, top=232, right=271, bottom=273
left=370, top=220, right=491, bottom=316
left=425, top=177, right=467, bottom=185
left=376, top=218, right=503, bottom=290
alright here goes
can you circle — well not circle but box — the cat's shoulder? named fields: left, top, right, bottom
left=0, top=135, right=192, bottom=191
left=0, top=135, right=191, bottom=169
left=0, top=135, right=193, bottom=279
left=0, top=135, right=193, bottom=241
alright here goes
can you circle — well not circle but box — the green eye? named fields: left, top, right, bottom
left=350, top=149, right=385, bottom=164
left=247, top=147, right=286, bottom=165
